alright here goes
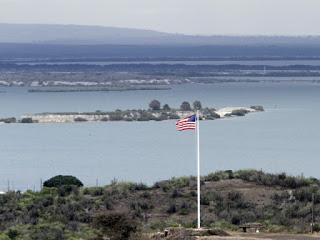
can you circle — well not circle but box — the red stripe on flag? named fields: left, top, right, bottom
left=176, top=116, right=196, bottom=131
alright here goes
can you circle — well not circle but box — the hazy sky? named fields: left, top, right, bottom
left=1, top=0, right=320, bottom=35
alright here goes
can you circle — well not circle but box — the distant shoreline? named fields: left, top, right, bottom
left=28, top=85, right=171, bottom=93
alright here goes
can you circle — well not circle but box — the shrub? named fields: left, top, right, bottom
left=131, top=183, right=149, bottom=191
left=93, top=212, right=139, bottom=240
left=205, top=170, right=233, bottom=182
left=153, top=176, right=194, bottom=191
left=171, top=189, right=182, bottom=198
left=313, top=223, right=320, bottom=232
left=190, top=191, right=197, bottom=197
left=140, top=191, right=151, bottom=199
left=233, top=169, right=257, bottom=181
left=30, top=223, right=65, bottom=240
left=0, top=234, right=10, bottom=240
left=43, top=175, right=83, bottom=188
left=272, top=192, right=290, bottom=204
left=6, top=229, right=18, bottom=239
left=293, top=188, right=312, bottom=202
left=230, top=212, right=242, bottom=225
left=201, top=191, right=223, bottom=206
left=167, top=204, right=177, bottom=214
left=210, top=220, right=238, bottom=231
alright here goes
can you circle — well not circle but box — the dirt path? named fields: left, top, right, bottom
left=199, top=232, right=320, bottom=240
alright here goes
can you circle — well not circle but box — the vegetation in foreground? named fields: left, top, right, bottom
left=0, top=170, right=320, bottom=239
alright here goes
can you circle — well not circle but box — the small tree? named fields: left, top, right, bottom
left=193, top=100, right=202, bottom=110
left=180, top=101, right=192, bottom=111
left=43, top=175, right=83, bottom=188
left=163, top=104, right=171, bottom=111
left=149, top=100, right=161, bottom=111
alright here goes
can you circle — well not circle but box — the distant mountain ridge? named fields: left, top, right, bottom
left=1, top=23, right=320, bottom=46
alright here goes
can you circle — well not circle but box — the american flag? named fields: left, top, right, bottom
left=176, top=114, right=197, bottom=131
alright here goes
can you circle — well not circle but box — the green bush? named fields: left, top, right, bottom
left=313, top=223, right=320, bottom=232
left=30, top=223, right=65, bottom=240
left=205, top=170, right=233, bottom=182
left=43, top=175, right=83, bottom=188
left=171, top=189, right=182, bottom=198
left=6, top=229, right=19, bottom=239
left=0, top=234, right=10, bottom=240
left=93, top=212, right=139, bottom=240
left=167, top=204, right=177, bottom=214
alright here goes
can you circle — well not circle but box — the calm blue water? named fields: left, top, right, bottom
left=0, top=82, right=320, bottom=191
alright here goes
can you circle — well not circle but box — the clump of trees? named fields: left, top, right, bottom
left=43, top=175, right=83, bottom=188
left=149, top=100, right=204, bottom=112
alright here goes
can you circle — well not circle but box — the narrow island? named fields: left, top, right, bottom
left=16, top=100, right=264, bottom=124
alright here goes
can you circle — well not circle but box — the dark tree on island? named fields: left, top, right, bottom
left=180, top=101, right=192, bottom=111
left=193, top=100, right=202, bottom=110
left=149, top=99, right=161, bottom=111
left=163, top=104, right=171, bottom=111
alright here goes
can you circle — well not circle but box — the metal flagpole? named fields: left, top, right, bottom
left=196, top=110, right=201, bottom=229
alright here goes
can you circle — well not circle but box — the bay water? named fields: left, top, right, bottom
left=0, top=82, right=319, bottom=190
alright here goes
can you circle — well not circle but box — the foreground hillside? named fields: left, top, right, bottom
left=0, top=170, right=320, bottom=239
